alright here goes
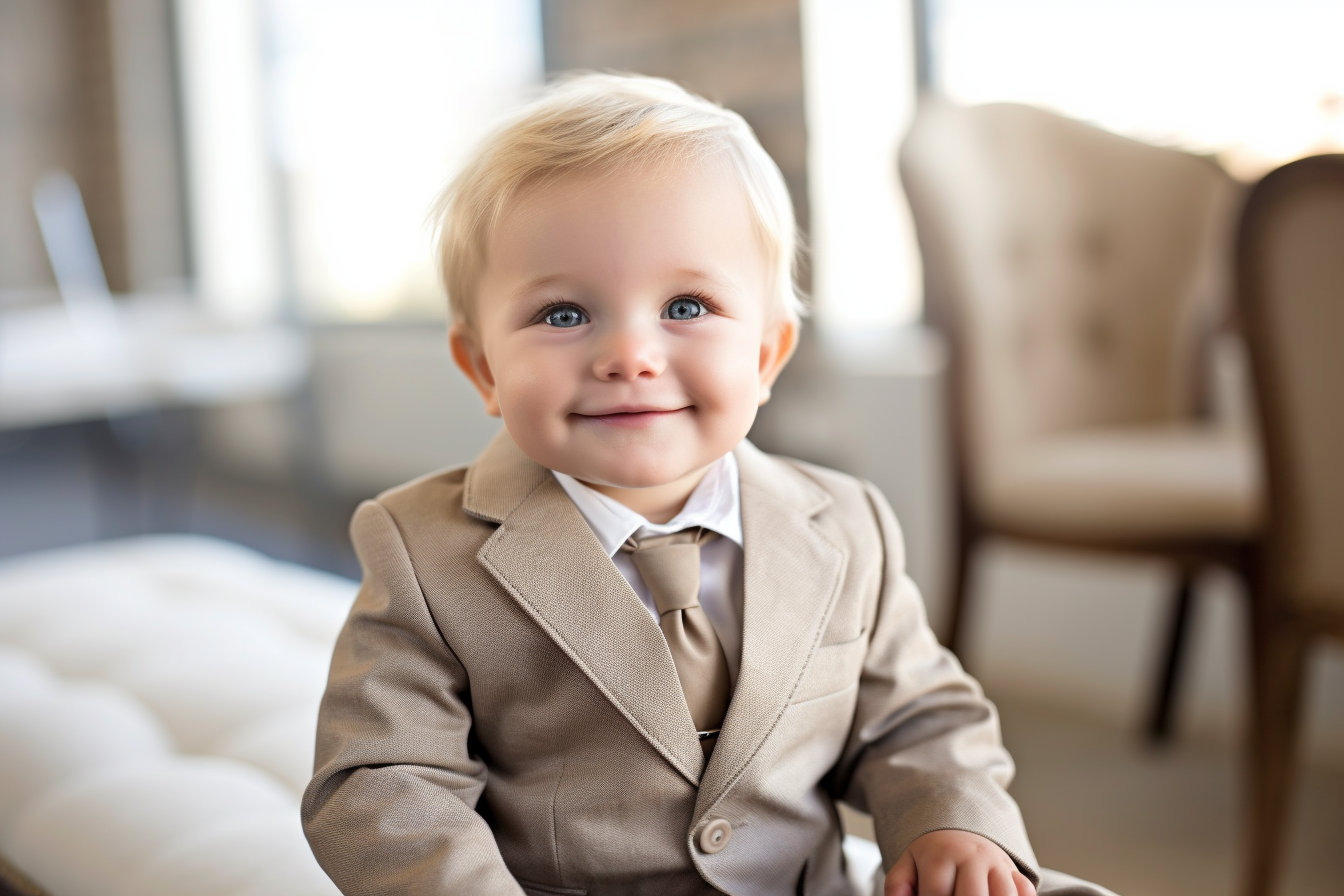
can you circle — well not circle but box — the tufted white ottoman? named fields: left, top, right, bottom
left=0, top=536, right=887, bottom=896
left=0, top=536, right=356, bottom=896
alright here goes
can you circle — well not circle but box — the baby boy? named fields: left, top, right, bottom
left=302, top=73, right=1100, bottom=896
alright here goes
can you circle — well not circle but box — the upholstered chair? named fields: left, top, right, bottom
left=1236, top=153, right=1344, bottom=896
left=899, top=99, right=1262, bottom=739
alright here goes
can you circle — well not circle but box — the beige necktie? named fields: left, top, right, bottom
left=622, top=528, right=730, bottom=754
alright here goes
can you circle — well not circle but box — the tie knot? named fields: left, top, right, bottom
left=624, top=525, right=716, bottom=548
left=621, top=528, right=719, bottom=615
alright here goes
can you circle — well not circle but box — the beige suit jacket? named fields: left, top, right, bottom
left=302, top=432, right=1038, bottom=896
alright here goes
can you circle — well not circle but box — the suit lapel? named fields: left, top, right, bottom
left=465, top=431, right=705, bottom=785
left=695, top=441, right=847, bottom=817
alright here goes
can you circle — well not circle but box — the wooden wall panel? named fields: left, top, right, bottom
left=539, top=0, right=810, bottom=245
left=0, top=0, right=185, bottom=299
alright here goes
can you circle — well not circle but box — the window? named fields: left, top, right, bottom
left=930, top=0, right=1344, bottom=180
left=176, top=0, right=543, bottom=322
left=801, top=1, right=1344, bottom=329
left=801, top=0, right=922, bottom=329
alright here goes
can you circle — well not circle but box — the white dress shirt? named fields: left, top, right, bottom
left=552, top=453, right=745, bottom=684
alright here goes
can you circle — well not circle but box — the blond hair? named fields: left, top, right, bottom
left=430, top=71, right=805, bottom=326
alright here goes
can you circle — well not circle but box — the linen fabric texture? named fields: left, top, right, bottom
left=301, top=431, right=1039, bottom=896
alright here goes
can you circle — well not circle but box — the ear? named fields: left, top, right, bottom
left=449, top=322, right=502, bottom=417
left=757, top=317, right=798, bottom=406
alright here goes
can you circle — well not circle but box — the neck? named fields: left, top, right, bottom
left=579, top=464, right=712, bottom=524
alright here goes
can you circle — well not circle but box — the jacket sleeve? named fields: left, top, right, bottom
left=831, top=482, right=1040, bottom=884
left=301, top=500, right=525, bottom=896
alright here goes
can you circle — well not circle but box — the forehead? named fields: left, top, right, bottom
left=481, top=157, right=768, bottom=294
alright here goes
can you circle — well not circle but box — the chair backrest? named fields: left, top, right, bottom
left=900, top=100, right=1239, bottom=498
left=1237, top=154, right=1344, bottom=610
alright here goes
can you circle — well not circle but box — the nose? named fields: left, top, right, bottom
left=592, top=320, right=666, bottom=381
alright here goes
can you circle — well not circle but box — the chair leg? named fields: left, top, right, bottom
left=1242, top=608, right=1309, bottom=896
left=1146, top=569, right=1196, bottom=743
left=944, top=524, right=975, bottom=658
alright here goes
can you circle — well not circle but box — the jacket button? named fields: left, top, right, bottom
left=698, top=819, right=732, bottom=854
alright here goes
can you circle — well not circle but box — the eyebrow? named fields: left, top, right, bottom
left=511, top=275, right=571, bottom=297
left=510, top=267, right=740, bottom=299
left=671, top=267, right=738, bottom=289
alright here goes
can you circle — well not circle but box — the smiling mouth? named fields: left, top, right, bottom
left=577, top=408, right=687, bottom=427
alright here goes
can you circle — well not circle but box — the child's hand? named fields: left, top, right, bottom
left=884, top=829, right=1036, bottom=896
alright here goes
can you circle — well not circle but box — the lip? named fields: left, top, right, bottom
left=575, top=406, right=687, bottom=427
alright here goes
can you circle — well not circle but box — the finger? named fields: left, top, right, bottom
left=985, top=863, right=1018, bottom=896
left=951, top=860, right=989, bottom=896
left=917, top=854, right=958, bottom=896
left=885, top=852, right=917, bottom=896
left=1013, top=870, right=1038, bottom=896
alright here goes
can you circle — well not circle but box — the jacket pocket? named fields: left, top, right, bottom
left=517, top=879, right=587, bottom=896
left=790, top=630, right=867, bottom=705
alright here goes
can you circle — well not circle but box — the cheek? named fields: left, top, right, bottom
left=500, top=380, right=566, bottom=433
left=491, top=343, right=575, bottom=412
left=687, top=337, right=765, bottom=414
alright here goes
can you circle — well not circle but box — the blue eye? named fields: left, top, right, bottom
left=664, top=297, right=707, bottom=321
left=543, top=305, right=588, bottom=328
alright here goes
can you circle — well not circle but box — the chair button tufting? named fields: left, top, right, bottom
left=1078, top=309, right=1116, bottom=358
left=1004, top=232, right=1031, bottom=269
left=698, top=818, right=732, bottom=854
left=1076, top=225, right=1110, bottom=265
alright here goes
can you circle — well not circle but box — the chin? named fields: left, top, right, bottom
left=581, top=466, right=687, bottom=491
left=574, top=451, right=706, bottom=491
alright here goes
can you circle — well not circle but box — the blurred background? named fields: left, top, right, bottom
left=1, top=2, right=1342, bottom=895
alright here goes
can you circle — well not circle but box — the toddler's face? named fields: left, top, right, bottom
left=450, top=158, right=794, bottom=519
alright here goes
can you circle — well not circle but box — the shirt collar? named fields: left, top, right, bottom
left=552, top=452, right=743, bottom=558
